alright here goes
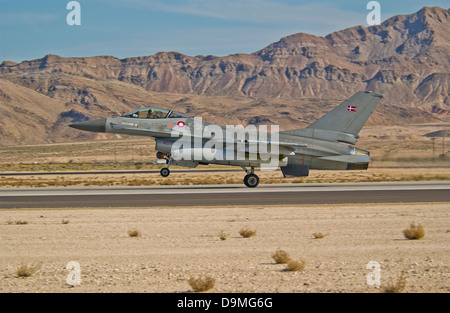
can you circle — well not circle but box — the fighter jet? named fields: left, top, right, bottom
left=69, top=91, right=383, bottom=187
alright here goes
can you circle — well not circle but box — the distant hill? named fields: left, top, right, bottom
left=0, top=7, right=448, bottom=145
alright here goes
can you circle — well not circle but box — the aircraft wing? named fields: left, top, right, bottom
left=186, top=136, right=305, bottom=158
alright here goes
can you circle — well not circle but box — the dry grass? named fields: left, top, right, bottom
left=188, top=276, right=215, bottom=292
left=382, top=271, right=407, bottom=293
left=15, top=262, right=42, bottom=278
left=6, top=220, right=29, bottom=225
left=127, top=229, right=141, bottom=237
left=272, top=249, right=291, bottom=264
left=284, top=260, right=306, bottom=272
left=218, top=230, right=229, bottom=241
left=312, top=232, right=326, bottom=239
left=403, top=223, right=425, bottom=240
left=2, top=164, right=450, bottom=189
left=239, top=227, right=257, bottom=238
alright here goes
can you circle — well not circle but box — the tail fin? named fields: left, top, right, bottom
left=307, top=91, right=383, bottom=136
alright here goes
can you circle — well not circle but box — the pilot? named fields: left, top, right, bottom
left=148, top=110, right=162, bottom=119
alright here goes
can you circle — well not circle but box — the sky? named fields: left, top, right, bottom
left=0, top=0, right=449, bottom=63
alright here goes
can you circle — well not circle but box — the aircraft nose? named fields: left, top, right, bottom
left=69, top=118, right=106, bottom=133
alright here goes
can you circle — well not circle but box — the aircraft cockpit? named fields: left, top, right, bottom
left=122, top=107, right=189, bottom=119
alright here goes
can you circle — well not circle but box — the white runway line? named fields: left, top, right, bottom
left=1, top=181, right=449, bottom=197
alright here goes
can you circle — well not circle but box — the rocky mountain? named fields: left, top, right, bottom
left=0, top=6, right=448, bottom=145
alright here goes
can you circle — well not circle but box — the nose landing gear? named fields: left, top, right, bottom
left=157, top=152, right=171, bottom=177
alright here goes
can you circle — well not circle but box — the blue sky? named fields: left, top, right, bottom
left=0, top=0, right=449, bottom=62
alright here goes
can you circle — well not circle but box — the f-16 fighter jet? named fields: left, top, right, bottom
left=70, top=91, right=383, bottom=187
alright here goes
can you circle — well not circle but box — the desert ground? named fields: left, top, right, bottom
left=0, top=203, right=449, bottom=293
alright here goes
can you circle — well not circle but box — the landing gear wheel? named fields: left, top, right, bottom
left=244, top=173, right=259, bottom=188
left=160, top=168, right=170, bottom=177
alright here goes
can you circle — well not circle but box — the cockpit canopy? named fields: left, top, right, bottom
left=122, top=107, right=189, bottom=119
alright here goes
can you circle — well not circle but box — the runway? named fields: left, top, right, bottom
left=1, top=181, right=449, bottom=209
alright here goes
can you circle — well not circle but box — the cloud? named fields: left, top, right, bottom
left=0, top=12, right=58, bottom=25
left=114, top=0, right=364, bottom=33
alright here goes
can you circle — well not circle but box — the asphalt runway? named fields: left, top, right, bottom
left=1, top=182, right=449, bottom=209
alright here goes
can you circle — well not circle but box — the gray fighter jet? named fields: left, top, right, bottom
left=69, top=91, right=383, bottom=187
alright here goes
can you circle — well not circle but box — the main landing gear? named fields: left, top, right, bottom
left=242, top=166, right=259, bottom=188
left=156, top=151, right=260, bottom=188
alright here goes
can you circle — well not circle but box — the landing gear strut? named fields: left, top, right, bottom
left=158, top=152, right=172, bottom=178
left=242, top=166, right=259, bottom=188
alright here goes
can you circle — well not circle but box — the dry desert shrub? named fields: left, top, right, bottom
left=188, top=276, right=215, bottom=292
left=312, top=232, right=326, bottom=239
left=285, top=259, right=306, bottom=272
left=127, top=229, right=141, bottom=237
left=403, top=223, right=425, bottom=240
left=15, top=262, right=42, bottom=278
left=382, top=271, right=407, bottom=293
left=7, top=220, right=29, bottom=225
left=239, top=227, right=257, bottom=238
left=218, top=230, right=229, bottom=241
left=272, top=249, right=291, bottom=264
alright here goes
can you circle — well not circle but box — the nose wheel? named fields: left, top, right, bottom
left=160, top=167, right=170, bottom=177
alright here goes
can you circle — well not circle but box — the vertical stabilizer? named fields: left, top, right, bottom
left=307, top=91, right=383, bottom=136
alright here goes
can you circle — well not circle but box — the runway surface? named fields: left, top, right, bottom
left=1, top=181, right=449, bottom=209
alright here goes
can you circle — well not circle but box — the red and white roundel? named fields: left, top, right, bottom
left=177, top=121, right=185, bottom=127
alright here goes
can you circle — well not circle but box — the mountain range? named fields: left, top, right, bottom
left=0, top=6, right=448, bottom=145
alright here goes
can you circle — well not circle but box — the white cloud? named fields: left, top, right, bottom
left=114, top=0, right=364, bottom=32
left=0, top=12, right=58, bottom=25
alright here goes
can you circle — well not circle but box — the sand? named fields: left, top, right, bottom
left=1, top=203, right=449, bottom=293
